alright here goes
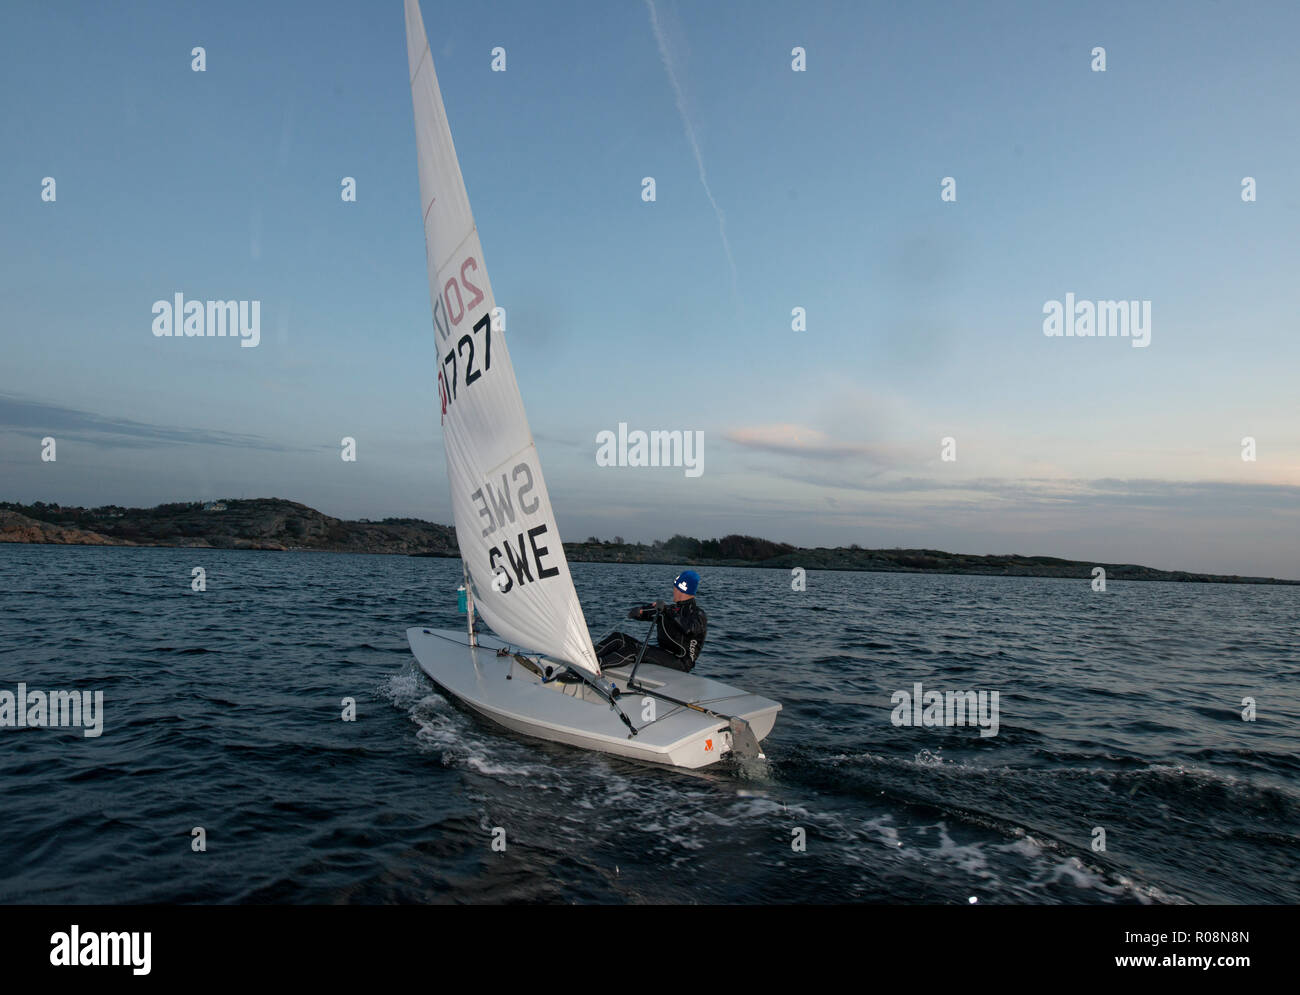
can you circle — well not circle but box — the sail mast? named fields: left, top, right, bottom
left=464, top=564, right=476, bottom=646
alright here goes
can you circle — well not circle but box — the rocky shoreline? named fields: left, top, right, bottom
left=2, top=498, right=1295, bottom=585
left=0, top=499, right=456, bottom=555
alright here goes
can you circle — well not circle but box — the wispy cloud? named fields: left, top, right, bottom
left=533, top=430, right=585, bottom=450
left=0, top=394, right=315, bottom=454
left=725, top=423, right=896, bottom=463
left=645, top=0, right=739, bottom=309
left=750, top=464, right=1300, bottom=515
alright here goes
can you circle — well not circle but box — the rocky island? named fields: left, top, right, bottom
left=1, top=498, right=1294, bottom=585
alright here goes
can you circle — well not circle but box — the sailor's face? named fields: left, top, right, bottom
left=672, top=587, right=690, bottom=603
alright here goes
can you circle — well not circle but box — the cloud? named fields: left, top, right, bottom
left=0, top=394, right=316, bottom=454
left=750, top=464, right=1300, bottom=514
left=725, top=423, right=895, bottom=462
left=533, top=430, right=585, bottom=450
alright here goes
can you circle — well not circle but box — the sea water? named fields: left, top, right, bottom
left=1, top=545, right=1296, bottom=904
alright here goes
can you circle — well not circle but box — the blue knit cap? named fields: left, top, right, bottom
left=674, top=570, right=700, bottom=595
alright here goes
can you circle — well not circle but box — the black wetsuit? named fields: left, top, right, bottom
left=594, top=599, right=708, bottom=673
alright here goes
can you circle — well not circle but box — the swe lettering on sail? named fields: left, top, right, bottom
left=488, top=525, right=560, bottom=593
left=472, top=461, right=556, bottom=593
left=472, top=463, right=538, bottom=534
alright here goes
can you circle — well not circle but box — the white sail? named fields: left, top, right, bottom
left=404, top=0, right=601, bottom=676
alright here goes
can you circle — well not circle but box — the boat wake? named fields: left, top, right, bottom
left=380, top=667, right=547, bottom=779
left=382, top=665, right=1195, bottom=903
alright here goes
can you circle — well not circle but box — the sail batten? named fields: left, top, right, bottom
left=403, top=0, right=601, bottom=676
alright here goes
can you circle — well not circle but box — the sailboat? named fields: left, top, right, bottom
left=401, top=0, right=780, bottom=769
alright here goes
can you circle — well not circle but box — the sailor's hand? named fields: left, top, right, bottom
left=627, top=605, right=646, bottom=620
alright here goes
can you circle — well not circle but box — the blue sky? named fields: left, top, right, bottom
left=1, top=0, right=1297, bottom=578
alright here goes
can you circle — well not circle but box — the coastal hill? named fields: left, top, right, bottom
left=0, top=498, right=456, bottom=555
left=1, top=498, right=1294, bottom=585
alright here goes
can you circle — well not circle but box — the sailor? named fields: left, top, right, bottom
left=594, top=570, right=707, bottom=673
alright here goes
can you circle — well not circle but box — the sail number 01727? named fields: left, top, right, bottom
left=435, top=256, right=491, bottom=416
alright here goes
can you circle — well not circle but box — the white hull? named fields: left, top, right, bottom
left=407, top=627, right=780, bottom=769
